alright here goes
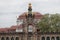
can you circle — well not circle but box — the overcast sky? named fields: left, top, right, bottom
left=0, top=0, right=60, bottom=28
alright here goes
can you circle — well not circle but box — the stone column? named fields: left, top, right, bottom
left=55, top=37, right=56, bottom=40
left=13, top=37, right=14, bottom=40
left=40, top=36, right=41, bottom=40
left=9, top=37, right=11, bottom=40
left=33, top=34, right=36, bottom=40
left=36, top=35, right=37, bottom=40
left=24, top=35, right=27, bottom=40
left=19, top=36, right=21, bottom=40
left=45, top=36, right=46, bottom=40
left=31, top=35, right=32, bottom=40
left=50, top=37, right=51, bottom=40
left=4, top=36, right=6, bottom=40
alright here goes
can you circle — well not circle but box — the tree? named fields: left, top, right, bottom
left=37, top=14, right=60, bottom=32
left=50, top=14, right=60, bottom=32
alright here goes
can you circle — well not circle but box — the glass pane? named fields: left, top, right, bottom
left=46, top=37, right=50, bottom=40
left=28, top=25, right=33, bottom=32
left=56, top=37, right=60, bottom=40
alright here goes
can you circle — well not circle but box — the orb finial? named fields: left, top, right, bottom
left=28, top=3, right=32, bottom=8
left=29, top=3, right=31, bottom=5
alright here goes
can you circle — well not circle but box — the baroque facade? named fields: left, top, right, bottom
left=0, top=3, right=60, bottom=40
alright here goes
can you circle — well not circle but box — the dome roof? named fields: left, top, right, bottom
left=17, top=12, right=43, bottom=20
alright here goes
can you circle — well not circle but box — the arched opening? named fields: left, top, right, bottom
left=6, top=37, right=9, bottom=40
left=46, top=37, right=50, bottom=40
left=15, top=37, right=19, bottom=40
left=11, top=37, right=14, bottom=40
left=1, top=37, right=5, bottom=40
left=56, top=36, right=60, bottom=40
left=28, top=25, right=33, bottom=32
left=51, top=37, right=55, bottom=40
left=41, top=37, right=45, bottom=40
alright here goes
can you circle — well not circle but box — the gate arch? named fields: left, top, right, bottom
left=41, top=37, right=45, bottom=40
left=56, top=36, right=60, bottom=40
left=46, top=37, right=50, bottom=40
left=51, top=37, right=55, bottom=40
left=6, top=37, right=9, bottom=40
left=1, top=37, right=5, bottom=40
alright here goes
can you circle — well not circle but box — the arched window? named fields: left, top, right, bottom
left=15, top=37, right=19, bottom=40
left=51, top=37, right=55, bottom=40
left=28, top=25, right=33, bottom=32
left=41, top=37, right=45, bottom=40
left=46, top=37, right=50, bottom=40
left=11, top=37, right=14, bottom=40
left=56, top=36, right=60, bottom=40
left=1, top=37, right=5, bottom=40
left=6, top=37, right=9, bottom=40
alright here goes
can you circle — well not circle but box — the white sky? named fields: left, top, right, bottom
left=0, top=0, right=60, bottom=28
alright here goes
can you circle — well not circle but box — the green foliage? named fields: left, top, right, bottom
left=37, top=14, right=60, bottom=32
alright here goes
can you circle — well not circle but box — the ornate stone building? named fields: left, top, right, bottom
left=0, top=3, right=60, bottom=40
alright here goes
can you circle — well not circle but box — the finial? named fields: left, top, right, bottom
left=28, top=3, right=32, bottom=11
left=29, top=3, right=31, bottom=5
left=28, top=3, right=32, bottom=8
